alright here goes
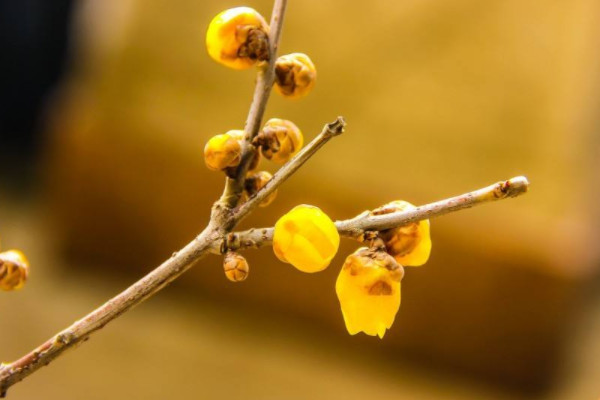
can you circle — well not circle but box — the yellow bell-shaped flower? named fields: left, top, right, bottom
left=273, top=205, right=339, bottom=273
left=372, top=200, right=431, bottom=266
left=336, top=247, right=403, bottom=338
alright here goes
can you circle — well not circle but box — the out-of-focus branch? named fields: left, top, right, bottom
left=220, top=0, right=288, bottom=208
left=215, top=176, right=530, bottom=253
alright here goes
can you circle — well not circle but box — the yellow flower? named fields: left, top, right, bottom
left=372, top=200, right=431, bottom=266
left=244, top=170, right=276, bottom=207
left=273, top=205, right=339, bottom=273
left=336, top=247, right=403, bottom=338
left=254, top=118, right=303, bottom=164
left=206, top=7, right=269, bottom=70
left=274, top=53, right=316, bottom=98
left=0, top=250, right=30, bottom=291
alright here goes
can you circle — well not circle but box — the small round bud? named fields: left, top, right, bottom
left=206, top=7, right=269, bottom=70
left=223, top=252, right=249, bottom=282
left=0, top=250, right=30, bottom=291
left=274, top=53, right=316, bottom=99
left=273, top=205, right=340, bottom=273
left=204, top=130, right=243, bottom=171
left=336, top=247, right=403, bottom=338
left=372, top=200, right=432, bottom=267
left=253, top=118, right=303, bottom=164
left=244, top=171, right=277, bottom=207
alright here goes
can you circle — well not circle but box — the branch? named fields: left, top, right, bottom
left=220, top=0, right=288, bottom=208
left=215, top=176, right=529, bottom=252
left=0, top=223, right=221, bottom=396
left=233, top=117, right=346, bottom=224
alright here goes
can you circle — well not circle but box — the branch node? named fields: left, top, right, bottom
left=325, top=116, right=346, bottom=137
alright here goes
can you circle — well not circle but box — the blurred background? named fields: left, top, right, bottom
left=1, top=0, right=600, bottom=398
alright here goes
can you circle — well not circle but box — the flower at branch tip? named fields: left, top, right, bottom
left=336, top=247, right=404, bottom=338
left=273, top=205, right=339, bottom=273
left=371, top=200, right=431, bottom=266
left=244, top=170, right=276, bottom=207
left=206, top=7, right=270, bottom=70
left=274, top=53, right=316, bottom=99
left=0, top=250, right=30, bottom=291
left=204, top=130, right=243, bottom=171
left=223, top=252, right=249, bottom=282
left=253, top=118, right=303, bottom=164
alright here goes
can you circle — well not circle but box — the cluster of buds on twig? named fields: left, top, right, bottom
left=203, top=6, right=432, bottom=339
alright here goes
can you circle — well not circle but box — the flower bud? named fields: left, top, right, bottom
left=273, top=205, right=339, bottom=273
left=0, top=250, right=30, bottom=291
left=274, top=53, right=316, bottom=99
left=206, top=7, right=270, bottom=70
left=228, top=130, right=260, bottom=171
left=372, top=200, right=431, bottom=266
left=223, top=252, right=249, bottom=282
left=204, top=130, right=243, bottom=171
left=336, top=247, right=403, bottom=338
left=244, top=171, right=277, bottom=207
left=253, top=118, right=303, bottom=164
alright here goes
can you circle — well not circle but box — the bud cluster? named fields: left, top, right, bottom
left=204, top=7, right=431, bottom=339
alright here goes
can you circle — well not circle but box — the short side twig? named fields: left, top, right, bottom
left=215, top=176, right=529, bottom=252
left=233, top=117, right=346, bottom=224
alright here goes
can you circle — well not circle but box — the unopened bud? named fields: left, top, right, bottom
left=223, top=252, right=249, bottom=282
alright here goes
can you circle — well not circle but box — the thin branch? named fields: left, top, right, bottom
left=220, top=0, right=289, bottom=208
left=233, top=117, right=346, bottom=224
left=214, top=176, right=529, bottom=253
left=0, top=223, right=221, bottom=396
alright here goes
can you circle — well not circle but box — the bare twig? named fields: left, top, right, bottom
left=220, top=0, right=289, bottom=208
left=215, top=176, right=529, bottom=253
left=336, top=175, right=529, bottom=237
left=233, top=117, right=346, bottom=224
